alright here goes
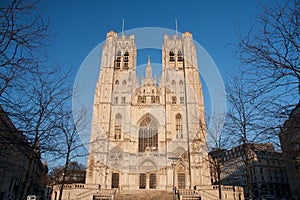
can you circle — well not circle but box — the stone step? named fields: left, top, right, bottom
left=114, top=190, right=174, bottom=200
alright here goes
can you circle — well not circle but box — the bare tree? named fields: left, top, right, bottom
left=11, top=66, right=73, bottom=199
left=53, top=107, right=88, bottom=200
left=206, top=113, right=229, bottom=200
left=225, top=71, right=275, bottom=200
left=0, top=0, right=50, bottom=97
left=234, top=0, right=300, bottom=115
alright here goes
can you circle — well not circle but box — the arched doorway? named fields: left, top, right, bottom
left=112, top=173, right=119, bottom=188
left=139, top=174, right=146, bottom=189
left=138, top=114, right=158, bottom=152
left=150, top=173, right=156, bottom=189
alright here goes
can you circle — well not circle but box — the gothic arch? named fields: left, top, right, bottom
left=175, top=113, right=183, bottom=139
left=177, top=163, right=186, bottom=189
left=109, top=146, right=123, bottom=161
left=137, top=113, right=159, bottom=127
left=138, top=159, right=157, bottom=172
left=173, top=146, right=185, bottom=158
left=114, top=114, right=122, bottom=139
left=137, top=113, right=159, bottom=152
left=177, top=163, right=185, bottom=172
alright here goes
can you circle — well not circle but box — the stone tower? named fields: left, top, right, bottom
left=86, top=30, right=210, bottom=190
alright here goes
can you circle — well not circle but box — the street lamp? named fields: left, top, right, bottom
left=168, top=157, right=179, bottom=200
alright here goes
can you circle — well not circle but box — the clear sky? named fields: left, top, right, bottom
left=42, top=0, right=267, bottom=78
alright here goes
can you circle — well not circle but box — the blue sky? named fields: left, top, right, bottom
left=42, top=0, right=265, bottom=78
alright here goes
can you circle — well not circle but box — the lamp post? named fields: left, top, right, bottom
left=168, top=157, right=179, bottom=200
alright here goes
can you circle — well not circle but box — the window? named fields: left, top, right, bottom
left=178, top=173, right=185, bottom=189
left=116, top=50, right=121, bottom=60
left=115, top=50, right=121, bottom=69
left=115, top=125, right=121, bottom=139
left=115, top=61, right=120, bottom=69
left=142, top=96, right=146, bottom=103
left=122, top=80, right=127, bottom=85
left=115, top=80, right=119, bottom=85
left=171, top=80, right=176, bottom=87
left=172, top=96, right=177, bottom=104
left=121, top=96, right=126, bottom=104
left=114, top=97, right=118, bottom=104
left=180, top=97, right=184, bottom=104
left=115, top=114, right=122, bottom=140
left=123, top=51, right=129, bottom=69
left=150, top=95, right=159, bottom=103
left=169, top=50, right=175, bottom=61
left=156, top=96, right=160, bottom=103
left=137, top=96, right=146, bottom=104
left=151, top=96, right=156, bottom=103
left=138, top=114, right=158, bottom=152
left=124, top=51, right=129, bottom=61
left=178, top=50, right=183, bottom=61
left=123, top=62, right=129, bottom=69
left=176, top=114, right=183, bottom=139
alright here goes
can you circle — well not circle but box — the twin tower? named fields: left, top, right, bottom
left=86, top=30, right=210, bottom=190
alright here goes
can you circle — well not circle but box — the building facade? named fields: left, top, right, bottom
left=86, top=30, right=210, bottom=190
left=52, top=30, right=244, bottom=200
left=210, top=143, right=291, bottom=200
left=0, top=106, right=48, bottom=200
left=279, top=101, right=300, bottom=199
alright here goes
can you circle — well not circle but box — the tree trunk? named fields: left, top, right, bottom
left=58, top=152, right=70, bottom=200
left=217, top=161, right=222, bottom=200
left=244, top=145, right=252, bottom=200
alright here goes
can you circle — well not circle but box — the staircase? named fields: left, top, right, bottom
left=179, top=189, right=201, bottom=200
left=114, top=190, right=173, bottom=200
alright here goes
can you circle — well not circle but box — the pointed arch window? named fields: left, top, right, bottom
left=123, top=51, right=129, bottom=69
left=124, top=51, right=129, bottom=61
left=122, top=80, right=127, bottom=85
left=115, top=114, right=122, bottom=140
left=171, top=80, right=176, bottom=87
left=169, top=50, right=175, bottom=62
left=138, top=114, right=158, bottom=152
left=115, top=80, right=119, bottom=85
left=178, top=50, right=183, bottom=61
left=116, top=50, right=121, bottom=60
left=115, top=50, right=121, bottom=69
left=123, top=62, right=129, bottom=69
left=172, top=96, right=177, bottom=104
left=176, top=114, right=183, bottom=139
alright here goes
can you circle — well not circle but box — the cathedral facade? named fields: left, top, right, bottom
left=85, top=30, right=210, bottom=190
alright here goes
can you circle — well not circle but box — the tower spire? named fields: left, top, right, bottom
left=175, top=18, right=178, bottom=36
left=146, top=55, right=152, bottom=80
left=122, top=18, right=125, bottom=35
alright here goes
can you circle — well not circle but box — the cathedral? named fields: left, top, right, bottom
left=51, top=30, right=244, bottom=200
left=86, top=30, right=209, bottom=190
